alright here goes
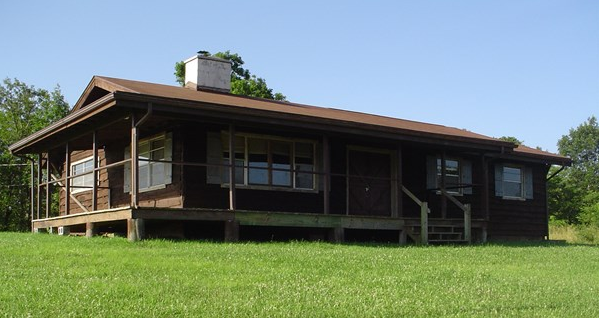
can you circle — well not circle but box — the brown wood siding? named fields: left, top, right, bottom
left=487, top=163, right=549, bottom=240
left=111, top=128, right=183, bottom=209
left=60, top=129, right=184, bottom=214
left=59, top=149, right=110, bottom=215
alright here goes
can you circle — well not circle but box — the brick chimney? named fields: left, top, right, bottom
left=184, top=54, right=231, bottom=93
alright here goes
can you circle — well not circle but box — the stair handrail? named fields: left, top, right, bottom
left=402, top=185, right=429, bottom=245
left=440, top=189, right=472, bottom=243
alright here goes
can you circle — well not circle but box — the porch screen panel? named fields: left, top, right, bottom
left=248, top=138, right=268, bottom=185
left=271, top=141, right=291, bottom=187
left=222, top=135, right=245, bottom=185
left=295, top=142, right=314, bottom=189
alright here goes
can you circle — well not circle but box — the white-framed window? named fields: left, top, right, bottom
left=124, top=132, right=173, bottom=193
left=427, top=156, right=472, bottom=195
left=495, top=164, right=533, bottom=200
left=70, top=156, right=94, bottom=194
left=139, top=135, right=167, bottom=190
left=214, top=132, right=316, bottom=191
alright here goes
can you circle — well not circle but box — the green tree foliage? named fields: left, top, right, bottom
left=0, top=78, right=69, bottom=231
left=557, top=116, right=599, bottom=192
left=174, top=50, right=287, bottom=101
left=499, top=136, right=523, bottom=145
left=549, top=116, right=599, bottom=225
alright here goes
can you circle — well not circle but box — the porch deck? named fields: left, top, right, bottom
left=32, top=207, right=487, bottom=244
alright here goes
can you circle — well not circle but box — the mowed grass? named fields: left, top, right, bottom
left=1, top=233, right=598, bottom=317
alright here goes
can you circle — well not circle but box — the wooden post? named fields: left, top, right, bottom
left=481, top=226, right=488, bottom=243
left=421, top=201, right=428, bottom=245
left=127, top=218, right=145, bottom=242
left=397, top=146, right=403, bottom=218
left=228, top=124, right=236, bottom=211
left=399, top=229, right=407, bottom=245
left=481, top=155, right=490, bottom=220
left=330, top=227, right=344, bottom=243
left=440, top=153, right=447, bottom=219
left=224, top=220, right=239, bottom=242
left=30, top=160, right=34, bottom=222
left=92, top=131, right=98, bottom=211
left=85, top=222, right=97, bottom=238
left=464, top=203, right=472, bottom=243
left=36, top=154, right=41, bottom=220
left=46, top=152, right=50, bottom=219
left=131, top=118, right=139, bottom=209
left=65, top=142, right=70, bottom=215
left=323, top=135, right=330, bottom=214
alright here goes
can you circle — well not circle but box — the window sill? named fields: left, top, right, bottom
left=126, top=184, right=168, bottom=194
left=71, top=188, right=92, bottom=195
left=502, top=196, right=526, bottom=201
left=434, top=190, right=463, bottom=197
left=139, top=184, right=167, bottom=193
left=221, top=184, right=318, bottom=194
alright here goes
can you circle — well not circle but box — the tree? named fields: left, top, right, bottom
left=0, top=78, right=69, bottom=231
left=549, top=116, right=599, bottom=225
left=174, top=50, right=286, bottom=101
left=498, top=136, right=523, bottom=146
left=557, top=116, right=599, bottom=192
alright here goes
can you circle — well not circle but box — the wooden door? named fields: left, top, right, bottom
left=347, top=149, right=392, bottom=216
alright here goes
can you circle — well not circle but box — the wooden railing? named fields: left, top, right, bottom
left=402, top=185, right=472, bottom=244
left=402, top=185, right=430, bottom=245
left=440, top=189, right=472, bottom=243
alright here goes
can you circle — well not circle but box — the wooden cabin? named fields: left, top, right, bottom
left=9, top=55, right=570, bottom=243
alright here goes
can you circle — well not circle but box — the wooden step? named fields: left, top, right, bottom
left=428, top=239, right=468, bottom=244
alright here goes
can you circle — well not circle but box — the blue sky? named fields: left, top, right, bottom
left=1, top=0, right=597, bottom=153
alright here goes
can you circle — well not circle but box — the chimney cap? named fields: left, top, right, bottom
left=184, top=54, right=231, bottom=65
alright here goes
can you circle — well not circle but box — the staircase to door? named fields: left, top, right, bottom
left=405, top=222, right=468, bottom=244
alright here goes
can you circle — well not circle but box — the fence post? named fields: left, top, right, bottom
left=421, top=201, right=428, bottom=245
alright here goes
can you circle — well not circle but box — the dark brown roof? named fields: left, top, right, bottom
left=80, top=76, right=503, bottom=141
left=11, top=75, right=571, bottom=165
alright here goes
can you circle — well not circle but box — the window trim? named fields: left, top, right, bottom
left=124, top=132, right=173, bottom=194
left=70, top=156, right=95, bottom=194
left=221, top=132, right=318, bottom=192
left=138, top=133, right=168, bottom=193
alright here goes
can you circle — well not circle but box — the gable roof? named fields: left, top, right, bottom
left=10, top=76, right=571, bottom=165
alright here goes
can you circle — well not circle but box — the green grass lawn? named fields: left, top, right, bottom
left=1, top=232, right=598, bottom=317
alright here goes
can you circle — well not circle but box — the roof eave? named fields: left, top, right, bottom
left=113, top=91, right=516, bottom=152
left=9, top=93, right=116, bottom=154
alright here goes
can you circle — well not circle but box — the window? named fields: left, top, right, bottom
left=427, top=156, right=472, bottom=195
left=502, top=166, right=522, bottom=198
left=436, top=158, right=461, bottom=194
left=71, top=157, right=94, bottom=193
left=495, top=164, right=533, bottom=200
left=139, top=136, right=166, bottom=190
left=124, top=132, right=173, bottom=193
left=217, top=133, right=316, bottom=190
